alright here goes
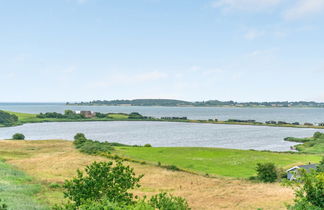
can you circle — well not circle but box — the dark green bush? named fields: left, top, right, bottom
left=63, top=161, right=143, bottom=206
left=79, top=141, right=113, bottom=155
left=12, top=133, right=25, bottom=140
left=256, top=163, right=278, bottom=183
left=73, top=133, right=88, bottom=148
left=144, top=144, right=152, bottom=147
left=149, top=193, right=191, bottom=210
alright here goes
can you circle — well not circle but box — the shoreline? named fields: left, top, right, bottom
left=1, top=110, right=324, bottom=130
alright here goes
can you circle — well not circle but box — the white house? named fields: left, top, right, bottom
left=286, top=164, right=318, bottom=180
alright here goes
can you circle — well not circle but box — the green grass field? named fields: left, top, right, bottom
left=114, top=147, right=322, bottom=178
left=0, top=160, right=48, bottom=210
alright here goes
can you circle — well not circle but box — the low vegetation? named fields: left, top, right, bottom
left=0, top=110, right=18, bottom=126
left=284, top=132, right=324, bottom=154
left=113, top=147, right=321, bottom=178
left=0, top=160, right=46, bottom=209
left=0, top=140, right=305, bottom=209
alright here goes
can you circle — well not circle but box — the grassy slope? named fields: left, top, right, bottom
left=0, top=160, right=48, bottom=210
left=0, top=140, right=295, bottom=209
left=114, top=147, right=322, bottom=178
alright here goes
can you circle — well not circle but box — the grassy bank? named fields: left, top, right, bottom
left=284, top=132, right=324, bottom=154
left=113, top=147, right=321, bottom=178
left=0, top=140, right=297, bottom=209
left=3, top=111, right=324, bottom=130
left=0, top=160, right=47, bottom=209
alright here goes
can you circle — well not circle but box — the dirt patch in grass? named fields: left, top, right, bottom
left=0, top=140, right=294, bottom=209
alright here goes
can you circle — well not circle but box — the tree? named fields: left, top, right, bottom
left=287, top=170, right=324, bottom=209
left=256, top=163, right=278, bottom=183
left=63, top=161, right=143, bottom=206
left=12, top=133, right=25, bottom=140
left=73, top=133, right=88, bottom=148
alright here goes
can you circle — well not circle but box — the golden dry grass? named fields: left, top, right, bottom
left=0, top=140, right=294, bottom=209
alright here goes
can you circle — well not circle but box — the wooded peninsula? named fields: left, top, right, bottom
left=67, top=99, right=324, bottom=108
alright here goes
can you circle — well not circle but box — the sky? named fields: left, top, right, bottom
left=1, top=0, right=324, bottom=102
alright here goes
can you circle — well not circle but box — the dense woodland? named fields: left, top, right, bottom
left=67, top=99, right=324, bottom=107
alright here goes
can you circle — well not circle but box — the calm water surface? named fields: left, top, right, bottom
left=0, top=121, right=320, bottom=151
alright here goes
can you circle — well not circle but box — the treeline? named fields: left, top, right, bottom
left=67, top=99, right=324, bottom=107
left=0, top=111, right=18, bottom=126
left=37, top=110, right=151, bottom=120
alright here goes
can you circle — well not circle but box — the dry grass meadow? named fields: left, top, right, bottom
left=0, top=140, right=294, bottom=209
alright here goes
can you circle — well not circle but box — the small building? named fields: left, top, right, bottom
left=80, top=111, right=96, bottom=118
left=286, top=164, right=318, bottom=180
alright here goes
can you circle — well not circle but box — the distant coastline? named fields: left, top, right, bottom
left=67, top=99, right=324, bottom=108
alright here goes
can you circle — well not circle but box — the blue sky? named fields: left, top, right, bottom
left=1, top=0, right=324, bottom=102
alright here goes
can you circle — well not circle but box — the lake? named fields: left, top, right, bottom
left=1, top=103, right=324, bottom=124
left=0, top=121, right=320, bottom=151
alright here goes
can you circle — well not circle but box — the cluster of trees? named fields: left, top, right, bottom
left=0, top=111, right=18, bottom=126
left=37, top=110, right=84, bottom=119
left=67, top=99, right=324, bottom=107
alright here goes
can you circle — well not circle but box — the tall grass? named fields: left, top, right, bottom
left=0, top=160, right=48, bottom=210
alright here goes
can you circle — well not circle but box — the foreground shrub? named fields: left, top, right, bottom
left=63, top=161, right=143, bottom=206
left=12, top=133, right=25, bottom=140
left=57, top=160, right=191, bottom=210
left=149, top=193, right=191, bottom=210
left=286, top=170, right=324, bottom=209
left=256, top=163, right=278, bottom=183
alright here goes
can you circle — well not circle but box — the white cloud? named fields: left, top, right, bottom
left=244, top=29, right=265, bottom=40
left=284, top=0, right=324, bottom=20
left=211, top=0, right=282, bottom=11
